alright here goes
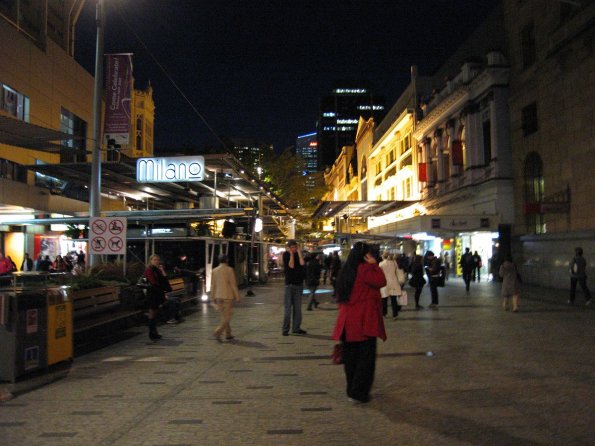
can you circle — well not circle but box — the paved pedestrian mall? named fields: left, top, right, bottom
left=1, top=278, right=593, bottom=445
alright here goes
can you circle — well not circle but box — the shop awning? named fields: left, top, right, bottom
left=0, top=115, right=75, bottom=152
left=368, top=214, right=500, bottom=237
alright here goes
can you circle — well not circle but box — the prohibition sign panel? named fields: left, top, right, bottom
left=89, top=217, right=127, bottom=254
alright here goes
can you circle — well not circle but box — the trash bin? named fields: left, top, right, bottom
left=0, top=291, right=48, bottom=382
left=46, top=286, right=73, bottom=366
left=0, top=278, right=72, bottom=383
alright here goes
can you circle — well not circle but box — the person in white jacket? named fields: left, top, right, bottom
left=211, top=254, right=241, bottom=341
left=379, top=253, right=402, bottom=319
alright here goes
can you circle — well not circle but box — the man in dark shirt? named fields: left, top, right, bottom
left=569, top=247, right=591, bottom=305
left=460, top=248, right=474, bottom=294
left=282, top=240, right=307, bottom=336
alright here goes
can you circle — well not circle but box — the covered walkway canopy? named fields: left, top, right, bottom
left=312, top=200, right=415, bottom=220
left=26, top=153, right=290, bottom=215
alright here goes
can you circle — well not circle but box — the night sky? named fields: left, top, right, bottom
left=75, top=0, right=499, bottom=154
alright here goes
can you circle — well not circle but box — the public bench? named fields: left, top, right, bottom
left=166, top=276, right=199, bottom=306
left=73, top=286, right=142, bottom=334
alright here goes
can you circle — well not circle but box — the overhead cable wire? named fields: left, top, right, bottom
left=112, top=1, right=231, bottom=152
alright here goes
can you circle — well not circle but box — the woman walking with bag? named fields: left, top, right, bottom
left=332, top=242, right=386, bottom=404
left=379, top=253, right=401, bottom=319
left=144, top=254, right=171, bottom=340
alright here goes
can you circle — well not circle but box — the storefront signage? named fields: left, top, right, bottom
left=136, top=156, right=205, bottom=183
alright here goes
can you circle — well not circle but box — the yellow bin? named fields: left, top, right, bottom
left=47, top=287, right=73, bottom=366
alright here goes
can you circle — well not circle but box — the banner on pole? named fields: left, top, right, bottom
left=103, top=53, right=133, bottom=147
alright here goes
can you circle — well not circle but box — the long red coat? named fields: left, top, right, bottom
left=332, top=262, right=387, bottom=342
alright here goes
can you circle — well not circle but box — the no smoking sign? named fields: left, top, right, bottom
left=89, top=217, right=127, bottom=255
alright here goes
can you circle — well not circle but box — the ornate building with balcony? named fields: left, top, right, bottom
left=503, top=0, right=595, bottom=288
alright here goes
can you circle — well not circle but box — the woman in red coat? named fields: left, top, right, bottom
left=332, top=242, right=387, bottom=403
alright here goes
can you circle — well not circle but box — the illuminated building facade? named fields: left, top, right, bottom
left=320, top=6, right=514, bottom=270
left=123, top=83, right=155, bottom=159
left=317, top=84, right=385, bottom=170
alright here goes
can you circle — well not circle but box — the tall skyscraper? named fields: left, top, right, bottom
left=295, top=132, right=318, bottom=189
left=317, top=83, right=385, bottom=170
left=226, top=138, right=274, bottom=178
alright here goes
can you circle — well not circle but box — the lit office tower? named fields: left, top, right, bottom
left=317, top=84, right=385, bottom=170
left=295, top=132, right=318, bottom=189
left=228, top=139, right=274, bottom=177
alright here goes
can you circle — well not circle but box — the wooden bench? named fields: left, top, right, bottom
left=166, top=277, right=187, bottom=299
left=165, top=277, right=198, bottom=304
left=72, top=286, right=142, bottom=334
left=73, top=286, right=121, bottom=320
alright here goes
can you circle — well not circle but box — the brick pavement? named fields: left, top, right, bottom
left=0, top=277, right=594, bottom=445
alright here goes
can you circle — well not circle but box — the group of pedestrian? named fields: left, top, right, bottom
left=0, top=251, right=87, bottom=275
left=140, top=239, right=592, bottom=408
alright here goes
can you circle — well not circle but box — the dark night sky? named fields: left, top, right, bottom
left=75, top=0, right=499, bottom=154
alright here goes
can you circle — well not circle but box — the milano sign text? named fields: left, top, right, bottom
left=136, top=156, right=205, bottom=183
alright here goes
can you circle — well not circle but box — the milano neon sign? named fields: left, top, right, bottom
left=136, top=156, right=205, bottom=183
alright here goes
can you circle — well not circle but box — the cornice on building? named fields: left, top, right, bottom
left=413, top=64, right=509, bottom=139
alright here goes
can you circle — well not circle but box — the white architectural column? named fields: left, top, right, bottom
left=471, top=105, right=482, bottom=169
left=491, top=87, right=512, bottom=177
left=423, top=137, right=434, bottom=187
left=435, top=128, right=445, bottom=183
left=462, top=104, right=481, bottom=170
left=447, top=119, right=459, bottom=177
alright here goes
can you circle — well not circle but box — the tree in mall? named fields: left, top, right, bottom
left=262, top=148, right=328, bottom=212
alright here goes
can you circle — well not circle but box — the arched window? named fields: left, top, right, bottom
left=524, top=151, right=545, bottom=233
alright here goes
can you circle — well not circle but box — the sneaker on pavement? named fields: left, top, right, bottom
left=166, top=319, right=179, bottom=324
left=292, top=329, right=307, bottom=335
left=282, top=331, right=289, bottom=336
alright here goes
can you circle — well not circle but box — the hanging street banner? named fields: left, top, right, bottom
left=89, top=217, right=127, bottom=255
left=103, top=53, right=133, bottom=147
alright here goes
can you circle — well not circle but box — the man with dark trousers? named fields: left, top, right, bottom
left=460, top=248, right=474, bottom=294
left=282, top=240, right=307, bottom=336
left=569, top=247, right=591, bottom=306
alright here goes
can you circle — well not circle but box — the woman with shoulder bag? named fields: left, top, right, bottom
left=379, top=253, right=401, bottom=319
left=409, top=255, right=426, bottom=310
left=144, top=254, right=171, bottom=340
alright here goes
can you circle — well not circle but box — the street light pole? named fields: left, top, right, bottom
left=89, top=0, right=105, bottom=268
